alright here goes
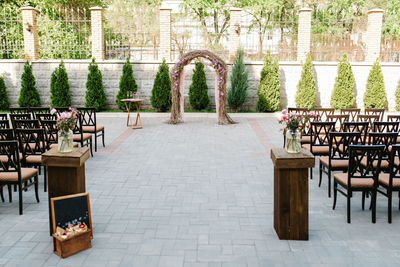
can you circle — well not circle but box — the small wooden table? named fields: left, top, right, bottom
left=271, top=148, right=315, bottom=240
left=42, top=147, right=90, bottom=235
left=121, top=98, right=143, bottom=129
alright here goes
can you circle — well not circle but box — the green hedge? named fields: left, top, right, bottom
left=18, top=61, right=40, bottom=107
left=50, top=60, right=71, bottom=107
left=364, top=58, right=387, bottom=109
left=85, top=59, right=107, bottom=111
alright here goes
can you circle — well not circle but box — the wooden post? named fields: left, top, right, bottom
left=271, top=148, right=315, bottom=240
left=42, top=147, right=90, bottom=235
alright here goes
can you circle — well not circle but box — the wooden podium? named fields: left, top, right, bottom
left=271, top=148, right=314, bottom=240
left=42, top=147, right=90, bottom=235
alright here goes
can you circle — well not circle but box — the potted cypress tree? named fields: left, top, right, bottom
left=18, top=61, right=41, bottom=107
left=0, top=76, right=9, bottom=110
left=228, top=48, right=249, bottom=112
left=85, top=59, right=107, bottom=111
left=189, top=61, right=209, bottom=110
left=116, top=58, right=137, bottom=110
left=256, top=51, right=280, bottom=112
left=151, top=59, right=171, bottom=112
left=295, top=54, right=316, bottom=109
left=50, top=60, right=72, bottom=108
left=364, top=58, right=387, bottom=109
left=330, top=54, right=355, bottom=109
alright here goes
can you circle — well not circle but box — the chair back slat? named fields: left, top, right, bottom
left=389, top=145, right=400, bottom=180
left=357, top=114, right=380, bottom=130
left=327, top=114, right=349, bottom=131
left=39, top=120, right=58, bottom=148
left=13, top=119, right=40, bottom=129
left=343, top=122, right=369, bottom=144
left=10, top=107, right=30, bottom=114
left=288, top=107, right=309, bottom=116
left=77, top=107, right=96, bottom=127
left=9, top=113, right=32, bottom=129
left=313, top=108, right=334, bottom=122
left=0, top=129, right=14, bottom=141
left=368, top=132, right=398, bottom=159
left=36, top=113, right=57, bottom=121
left=387, top=115, right=400, bottom=122
left=340, top=108, right=360, bottom=121
left=0, top=119, right=10, bottom=129
left=0, top=113, right=7, bottom=120
left=365, top=108, right=385, bottom=121
left=310, top=121, right=336, bottom=148
left=373, top=121, right=399, bottom=133
left=329, top=132, right=362, bottom=160
left=16, top=128, right=46, bottom=157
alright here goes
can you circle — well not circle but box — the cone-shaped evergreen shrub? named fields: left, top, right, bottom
left=18, top=61, right=40, bottom=107
left=295, top=54, right=316, bottom=109
left=330, top=54, right=355, bottom=109
left=151, top=59, right=171, bottom=112
left=189, top=62, right=209, bottom=110
left=50, top=60, right=71, bottom=108
left=364, top=58, right=387, bottom=109
left=116, top=58, right=137, bottom=110
left=85, top=58, right=107, bottom=111
left=256, top=51, right=280, bottom=112
left=0, top=76, right=9, bottom=110
left=396, top=79, right=400, bottom=111
left=228, top=49, right=249, bottom=112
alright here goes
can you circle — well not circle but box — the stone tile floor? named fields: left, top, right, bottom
left=0, top=113, right=400, bottom=266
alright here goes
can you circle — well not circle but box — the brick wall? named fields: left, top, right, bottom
left=1, top=60, right=400, bottom=111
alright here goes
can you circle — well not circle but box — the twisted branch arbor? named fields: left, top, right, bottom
left=168, top=50, right=236, bottom=125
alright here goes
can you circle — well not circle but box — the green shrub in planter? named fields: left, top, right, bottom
left=364, top=58, right=387, bottom=109
left=18, top=61, right=41, bottom=107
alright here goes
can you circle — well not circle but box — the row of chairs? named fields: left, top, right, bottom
left=0, top=107, right=106, bottom=215
left=286, top=108, right=400, bottom=223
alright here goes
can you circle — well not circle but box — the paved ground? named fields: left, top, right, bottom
left=0, top=113, right=400, bottom=267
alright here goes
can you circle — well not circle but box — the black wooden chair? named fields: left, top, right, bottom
left=357, top=114, right=380, bottom=131
left=13, top=119, right=41, bottom=129
left=73, top=113, right=93, bottom=156
left=319, top=132, right=362, bottom=197
left=302, top=121, right=336, bottom=180
left=78, top=107, right=105, bottom=152
left=9, top=113, right=32, bottom=129
left=365, top=108, right=385, bottom=121
left=0, top=140, right=39, bottom=214
left=30, top=107, right=50, bottom=119
left=0, top=114, right=7, bottom=120
left=378, top=144, right=400, bottom=223
left=36, top=113, right=57, bottom=121
left=0, top=129, right=15, bottom=202
left=16, top=128, right=47, bottom=192
left=333, top=144, right=384, bottom=223
left=340, top=108, right=360, bottom=122
left=366, top=132, right=398, bottom=171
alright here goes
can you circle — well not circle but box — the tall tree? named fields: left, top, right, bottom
left=295, top=54, right=316, bottom=109
left=116, top=58, right=137, bottom=110
left=330, top=54, right=355, bottom=109
left=85, top=58, right=107, bottom=111
left=151, top=59, right=171, bottom=112
left=364, top=58, right=387, bottom=109
left=18, top=61, right=41, bottom=107
left=257, top=51, right=280, bottom=112
left=183, top=0, right=231, bottom=46
left=189, top=62, right=209, bottom=110
left=50, top=60, right=72, bottom=107
left=228, top=48, right=249, bottom=112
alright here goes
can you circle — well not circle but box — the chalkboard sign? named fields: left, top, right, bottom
left=50, top=193, right=92, bottom=237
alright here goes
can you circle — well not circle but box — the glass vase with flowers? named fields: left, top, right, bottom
left=51, top=107, right=78, bottom=153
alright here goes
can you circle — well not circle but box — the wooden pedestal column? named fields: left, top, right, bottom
left=42, top=147, right=90, bottom=235
left=271, top=148, right=314, bottom=240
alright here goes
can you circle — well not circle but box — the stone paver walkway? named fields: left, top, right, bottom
left=0, top=113, right=400, bottom=267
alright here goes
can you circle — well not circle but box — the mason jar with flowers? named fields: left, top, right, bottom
left=51, top=107, right=78, bottom=153
left=280, top=110, right=315, bottom=153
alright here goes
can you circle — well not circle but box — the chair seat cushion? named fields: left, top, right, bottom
left=320, top=156, right=348, bottom=169
left=378, top=173, right=400, bottom=188
left=25, top=155, right=42, bottom=164
left=334, top=172, right=374, bottom=188
left=0, top=153, right=23, bottom=162
left=0, top=168, right=38, bottom=181
left=302, top=144, right=330, bottom=154
left=301, top=135, right=311, bottom=144
left=82, top=126, right=104, bottom=133
left=73, top=133, right=92, bottom=142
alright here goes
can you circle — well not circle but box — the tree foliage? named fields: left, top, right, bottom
left=257, top=51, right=280, bottom=112
left=295, top=54, right=316, bottom=109
left=50, top=60, right=72, bottom=107
left=151, top=59, right=171, bottom=112
left=189, top=62, right=209, bottom=110
left=18, top=61, right=41, bottom=107
left=228, top=49, right=249, bottom=112
left=0, top=76, right=9, bottom=110
left=85, top=58, right=107, bottom=111
left=330, top=54, right=355, bottom=109
left=116, top=58, right=137, bottom=110
left=395, top=78, right=400, bottom=111
left=364, top=58, right=387, bottom=109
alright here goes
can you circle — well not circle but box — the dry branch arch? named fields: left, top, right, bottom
left=167, top=50, right=236, bottom=125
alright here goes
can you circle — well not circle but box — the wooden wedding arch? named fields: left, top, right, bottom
left=168, top=50, right=236, bottom=125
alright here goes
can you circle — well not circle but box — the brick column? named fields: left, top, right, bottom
left=365, top=9, right=384, bottom=63
left=159, top=4, right=172, bottom=61
left=21, top=6, right=39, bottom=61
left=90, top=7, right=105, bottom=61
left=228, top=7, right=242, bottom=62
left=297, top=8, right=312, bottom=62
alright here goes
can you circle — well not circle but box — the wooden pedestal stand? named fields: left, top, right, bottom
left=271, top=148, right=315, bottom=240
left=42, top=147, right=90, bottom=235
